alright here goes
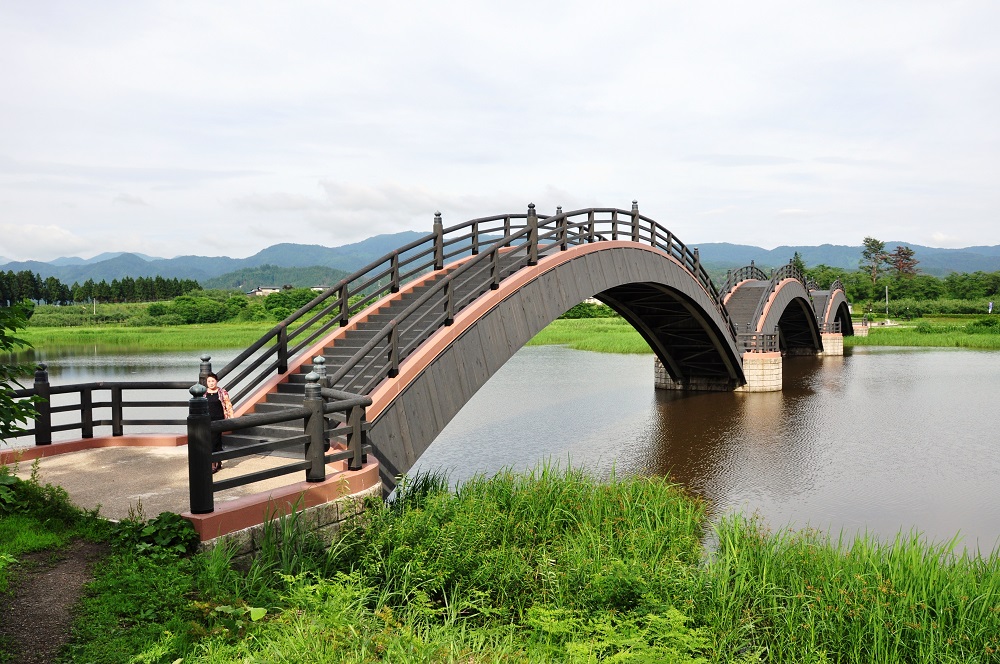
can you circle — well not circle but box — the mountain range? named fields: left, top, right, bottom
left=3, top=233, right=1000, bottom=288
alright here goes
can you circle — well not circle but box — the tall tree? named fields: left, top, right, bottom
left=791, top=251, right=806, bottom=276
left=888, top=245, right=919, bottom=279
left=860, top=237, right=889, bottom=285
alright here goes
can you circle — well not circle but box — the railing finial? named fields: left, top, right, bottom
left=556, top=205, right=562, bottom=215
left=632, top=200, right=639, bottom=212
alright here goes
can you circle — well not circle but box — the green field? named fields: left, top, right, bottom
left=17, top=312, right=1000, bottom=355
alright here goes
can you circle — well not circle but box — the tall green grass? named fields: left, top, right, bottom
left=704, top=515, right=1000, bottom=662
left=19, top=323, right=273, bottom=351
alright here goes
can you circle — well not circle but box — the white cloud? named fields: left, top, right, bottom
left=0, top=1, right=998, bottom=260
left=114, top=193, right=148, bottom=206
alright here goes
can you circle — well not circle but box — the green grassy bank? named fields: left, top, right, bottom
left=17, top=314, right=1000, bottom=355
left=20, top=322, right=273, bottom=352
left=2, top=465, right=998, bottom=662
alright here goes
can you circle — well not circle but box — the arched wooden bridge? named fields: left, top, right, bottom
left=210, top=203, right=853, bottom=492
left=8, top=202, right=858, bottom=540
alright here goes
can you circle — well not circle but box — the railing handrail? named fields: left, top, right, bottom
left=719, top=263, right=769, bottom=296
left=747, top=259, right=808, bottom=334
left=186, top=374, right=372, bottom=513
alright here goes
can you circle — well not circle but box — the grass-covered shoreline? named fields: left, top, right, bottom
left=16, top=314, right=1000, bottom=357
left=2, top=464, right=998, bottom=662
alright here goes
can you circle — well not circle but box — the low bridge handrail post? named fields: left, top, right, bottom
left=199, top=354, right=212, bottom=386
left=278, top=325, right=288, bottom=374
left=186, top=383, right=214, bottom=514
left=527, top=203, right=538, bottom=265
left=81, top=386, right=94, bottom=439
left=631, top=200, right=640, bottom=242
left=33, top=363, right=51, bottom=446
left=558, top=206, right=568, bottom=251
left=347, top=403, right=365, bottom=471
left=111, top=385, right=124, bottom=436
left=433, top=211, right=444, bottom=270
left=303, top=372, right=327, bottom=483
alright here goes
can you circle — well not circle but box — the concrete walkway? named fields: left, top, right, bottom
left=9, top=446, right=299, bottom=521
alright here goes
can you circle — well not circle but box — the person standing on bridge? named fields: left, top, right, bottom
left=205, top=372, right=233, bottom=473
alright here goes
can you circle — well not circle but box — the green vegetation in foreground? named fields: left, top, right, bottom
left=4, top=463, right=998, bottom=662
left=19, top=322, right=273, bottom=351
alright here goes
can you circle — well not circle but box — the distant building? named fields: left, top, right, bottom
left=310, top=286, right=331, bottom=293
left=248, top=286, right=281, bottom=296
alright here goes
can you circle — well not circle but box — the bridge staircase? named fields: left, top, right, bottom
left=223, top=253, right=529, bottom=452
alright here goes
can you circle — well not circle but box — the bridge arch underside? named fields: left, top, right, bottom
left=827, top=291, right=855, bottom=335
left=367, top=244, right=744, bottom=491
left=759, top=281, right=824, bottom=355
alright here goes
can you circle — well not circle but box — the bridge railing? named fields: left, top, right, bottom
left=186, top=368, right=372, bottom=514
left=217, top=203, right=739, bottom=406
left=718, top=261, right=770, bottom=296
left=818, top=321, right=842, bottom=334
left=8, top=363, right=190, bottom=446
left=746, top=258, right=808, bottom=338
left=737, top=332, right=779, bottom=353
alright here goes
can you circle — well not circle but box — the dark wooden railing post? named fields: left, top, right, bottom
left=338, top=284, right=350, bottom=327
left=347, top=403, right=365, bottom=471
left=611, top=210, right=618, bottom=241
left=503, top=214, right=511, bottom=237
left=557, top=206, right=568, bottom=251
left=198, top=354, right=212, bottom=386
left=303, top=372, right=326, bottom=483
left=33, top=363, right=51, bottom=446
left=312, top=355, right=329, bottom=439
left=444, top=281, right=454, bottom=325
left=490, top=247, right=500, bottom=290
left=527, top=203, right=538, bottom=266
left=588, top=210, right=595, bottom=243
left=388, top=323, right=400, bottom=377
left=471, top=221, right=480, bottom=255
left=390, top=252, right=400, bottom=293
left=186, top=384, right=214, bottom=514
left=111, top=385, right=124, bottom=436
left=693, top=247, right=701, bottom=279
left=81, top=387, right=93, bottom=439
left=277, top=325, right=288, bottom=374
left=433, top=211, right=444, bottom=270
left=631, top=200, right=640, bottom=242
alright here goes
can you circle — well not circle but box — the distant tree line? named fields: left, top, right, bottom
left=802, top=238, right=1000, bottom=316
left=0, top=270, right=201, bottom=307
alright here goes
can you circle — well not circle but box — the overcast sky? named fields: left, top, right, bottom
left=1, top=1, right=998, bottom=262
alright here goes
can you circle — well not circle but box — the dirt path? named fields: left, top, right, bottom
left=0, top=539, right=109, bottom=664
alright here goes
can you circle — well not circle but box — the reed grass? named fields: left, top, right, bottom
left=19, top=323, right=273, bottom=351
left=703, top=515, right=1000, bottom=662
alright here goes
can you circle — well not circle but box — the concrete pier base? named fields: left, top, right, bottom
left=653, top=357, right=739, bottom=391
left=821, top=332, right=844, bottom=356
left=734, top=352, right=782, bottom=392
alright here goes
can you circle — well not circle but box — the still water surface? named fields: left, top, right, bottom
left=13, top=344, right=1000, bottom=551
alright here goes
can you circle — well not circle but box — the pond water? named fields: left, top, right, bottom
left=9, top=344, right=1000, bottom=552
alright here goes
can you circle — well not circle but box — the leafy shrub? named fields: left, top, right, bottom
left=966, top=316, right=1000, bottom=334
left=560, top=302, right=619, bottom=319
left=114, top=511, right=200, bottom=558
left=147, top=302, right=169, bottom=317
